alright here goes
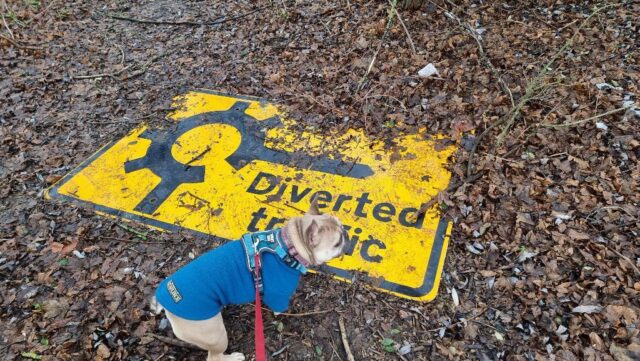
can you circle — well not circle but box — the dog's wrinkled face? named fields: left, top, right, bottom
left=290, top=198, right=346, bottom=265
left=302, top=213, right=346, bottom=265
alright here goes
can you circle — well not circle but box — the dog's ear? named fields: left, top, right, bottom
left=306, top=195, right=322, bottom=215
left=304, top=220, right=319, bottom=247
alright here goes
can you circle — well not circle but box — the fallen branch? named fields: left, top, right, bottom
left=107, top=4, right=271, bottom=27
left=338, top=318, right=356, bottom=361
left=149, top=333, right=200, bottom=350
left=538, top=105, right=631, bottom=128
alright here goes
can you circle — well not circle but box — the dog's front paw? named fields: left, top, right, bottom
left=223, top=353, right=245, bottom=361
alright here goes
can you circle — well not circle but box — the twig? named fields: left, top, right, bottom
left=338, top=318, right=356, bottom=361
left=1, top=0, right=13, bottom=39
left=108, top=14, right=223, bottom=26
left=425, top=308, right=488, bottom=332
left=32, top=0, right=59, bottom=22
left=538, top=105, right=631, bottom=128
left=72, top=62, right=136, bottom=80
left=107, top=4, right=270, bottom=27
left=257, top=198, right=306, bottom=214
left=0, top=33, right=42, bottom=50
left=471, top=319, right=498, bottom=331
left=395, top=10, right=416, bottom=55
left=356, top=0, right=398, bottom=93
left=74, top=51, right=170, bottom=80
left=117, top=223, right=149, bottom=240
left=444, top=11, right=514, bottom=108
left=120, top=55, right=161, bottom=81
left=591, top=242, right=640, bottom=276
left=609, top=247, right=640, bottom=276
left=361, top=94, right=407, bottom=111
left=184, top=145, right=211, bottom=168
left=276, top=309, right=338, bottom=317
left=149, top=333, right=200, bottom=350
left=272, top=344, right=289, bottom=357
left=116, top=44, right=125, bottom=65
left=99, top=236, right=168, bottom=245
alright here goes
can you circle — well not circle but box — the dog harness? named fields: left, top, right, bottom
left=241, top=228, right=308, bottom=294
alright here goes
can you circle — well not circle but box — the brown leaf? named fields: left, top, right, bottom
left=567, top=229, right=590, bottom=241
left=95, top=344, right=111, bottom=361
left=610, top=343, right=640, bottom=361
left=49, top=239, right=78, bottom=255
left=605, top=305, right=638, bottom=324
left=589, top=332, right=604, bottom=351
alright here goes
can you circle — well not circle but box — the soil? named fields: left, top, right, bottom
left=1, top=1, right=639, bottom=360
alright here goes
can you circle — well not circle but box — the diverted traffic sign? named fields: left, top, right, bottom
left=46, top=91, right=456, bottom=302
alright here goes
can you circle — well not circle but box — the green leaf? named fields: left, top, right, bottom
left=21, top=351, right=43, bottom=360
left=39, top=336, right=49, bottom=346
left=381, top=338, right=396, bottom=352
left=24, top=0, right=41, bottom=9
left=59, top=258, right=70, bottom=266
left=390, top=328, right=401, bottom=335
left=33, top=303, right=43, bottom=312
left=315, top=345, right=322, bottom=356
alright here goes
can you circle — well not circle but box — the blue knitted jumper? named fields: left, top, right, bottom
left=155, top=229, right=303, bottom=321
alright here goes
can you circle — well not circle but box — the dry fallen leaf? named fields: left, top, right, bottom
left=571, top=305, right=603, bottom=314
left=451, top=287, right=459, bottom=307
left=49, top=239, right=78, bottom=255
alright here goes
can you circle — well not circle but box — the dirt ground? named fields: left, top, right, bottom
left=1, top=0, right=639, bottom=360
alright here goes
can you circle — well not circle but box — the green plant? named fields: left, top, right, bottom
left=24, top=0, right=41, bottom=9
left=381, top=338, right=396, bottom=352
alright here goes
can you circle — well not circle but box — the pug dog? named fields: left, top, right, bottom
left=150, top=198, right=346, bottom=361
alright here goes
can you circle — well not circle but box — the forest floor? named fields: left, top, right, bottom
left=1, top=0, right=639, bottom=360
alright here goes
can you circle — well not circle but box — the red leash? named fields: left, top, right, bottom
left=253, top=253, right=267, bottom=361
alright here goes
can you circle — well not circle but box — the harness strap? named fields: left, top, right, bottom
left=253, top=253, right=266, bottom=361
left=241, top=229, right=308, bottom=283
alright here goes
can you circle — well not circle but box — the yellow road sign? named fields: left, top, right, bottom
left=46, top=90, right=456, bottom=302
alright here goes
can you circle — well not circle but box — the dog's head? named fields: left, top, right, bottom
left=286, top=198, right=346, bottom=266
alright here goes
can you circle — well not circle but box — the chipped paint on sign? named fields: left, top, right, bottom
left=46, top=90, right=456, bottom=302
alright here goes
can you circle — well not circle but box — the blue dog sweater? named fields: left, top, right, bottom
left=155, top=231, right=303, bottom=321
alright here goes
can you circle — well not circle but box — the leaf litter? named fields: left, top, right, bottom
left=1, top=0, right=639, bottom=360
